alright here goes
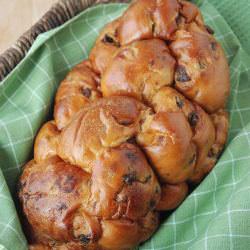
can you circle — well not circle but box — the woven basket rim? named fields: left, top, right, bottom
left=0, top=0, right=128, bottom=82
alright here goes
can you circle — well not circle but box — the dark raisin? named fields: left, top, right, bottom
left=120, top=120, right=133, bottom=126
left=65, top=175, right=75, bottom=183
left=175, top=96, right=184, bottom=108
left=176, top=65, right=191, bottom=82
left=210, top=41, right=217, bottom=51
left=155, top=186, right=160, bottom=194
left=165, top=40, right=172, bottom=46
left=149, top=199, right=156, bottom=208
left=34, top=193, right=42, bottom=201
left=143, top=175, right=152, bottom=183
left=152, top=22, right=156, bottom=33
left=205, top=25, right=215, bottom=34
left=175, top=14, right=183, bottom=25
left=188, top=111, right=199, bottom=127
left=63, top=175, right=75, bottom=193
left=102, top=34, right=120, bottom=47
left=57, top=202, right=68, bottom=212
left=126, top=151, right=137, bottom=162
left=111, top=113, right=133, bottom=126
left=102, top=34, right=115, bottom=44
left=123, top=172, right=137, bottom=185
left=208, top=148, right=215, bottom=158
left=82, top=88, right=91, bottom=98
left=55, top=175, right=75, bottom=193
left=127, top=137, right=137, bottom=144
left=189, top=154, right=196, bottom=165
left=79, top=234, right=91, bottom=245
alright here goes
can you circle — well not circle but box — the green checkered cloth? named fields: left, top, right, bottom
left=1, top=0, right=250, bottom=249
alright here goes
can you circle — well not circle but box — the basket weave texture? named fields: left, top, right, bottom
left=0, top=0, right=129, bottom=81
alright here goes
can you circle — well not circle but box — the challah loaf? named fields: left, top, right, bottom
left=19, top=0, right=230, bottom=249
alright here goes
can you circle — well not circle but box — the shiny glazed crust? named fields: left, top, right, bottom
left=19, top=0, right=230, bottom=249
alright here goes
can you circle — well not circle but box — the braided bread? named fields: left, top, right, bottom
left=19, top=0, right=230, bottom=249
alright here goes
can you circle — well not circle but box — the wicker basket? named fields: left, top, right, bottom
left=0, top=0, right=129, bottom=81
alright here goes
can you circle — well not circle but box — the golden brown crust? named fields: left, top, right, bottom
left=117, top=0, right=179, bottom=45
left=34, top=121, right=60, bottom=163
left=189, top=110, right=229, bottom=183
left=99, top=219, right=141, bottom=250
left=137, top=111, right=196, bottom=183
left=99, top=211, right=159, bottom=250
left=118, top=0, right=156, bottom=45
left=89, top=19, right=121, bottom=75
left=19, top=157, right=91, bottom=244
left=151, top=87, right=218, bottom=182
left=178, top=0, right=204, bottom=28
left=156, top=182, right=188, bottom=210
left=101, top=39, right=176, bottom=104
left=170, top=23, right=230, bottom=113
left=57, top=96, right=145, bottom=172
left=20, top=152, right=160, bottom=249
left=84, top=143, right=161, bottom=220
left=189, top=104, right=215, bottom=180
left=54, top=60, right=101, bottom=130
left=117, top=0, right=205, bottom=45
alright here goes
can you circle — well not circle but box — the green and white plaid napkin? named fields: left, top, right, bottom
left=1, top=0, right=250, bottom=249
